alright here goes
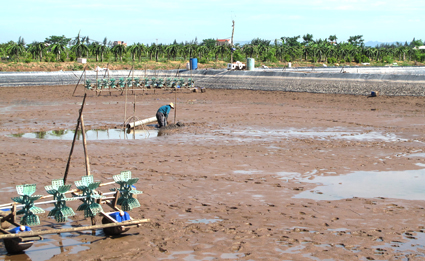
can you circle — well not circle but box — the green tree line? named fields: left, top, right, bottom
left=1, top=33, right=424, bottom=65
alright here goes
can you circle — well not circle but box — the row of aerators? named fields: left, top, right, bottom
left=85, top=77, right=195, bottom=90
left=0, top=171, right=148, bottom=254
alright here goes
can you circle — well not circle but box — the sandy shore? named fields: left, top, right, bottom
left=1, top=85, right=425, bottom=260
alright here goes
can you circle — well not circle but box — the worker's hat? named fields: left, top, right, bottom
left=169, top=102, right=174, bottom=108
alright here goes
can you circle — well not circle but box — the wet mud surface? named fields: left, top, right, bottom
left=1, top=85, right=425, bottom=260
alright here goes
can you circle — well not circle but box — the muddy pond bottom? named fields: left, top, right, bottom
left=294, top=167, right=425, bottom=200
left=8, top=129, right=159, bottom=140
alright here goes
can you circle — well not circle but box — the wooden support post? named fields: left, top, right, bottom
left=113, top=191, right=119, bottom=209
left=231, top=20, right=235, bottom=64
left=63, top=94, right=87, bottom=184
left=11, top=204, right=16, bottom=224
left=80, top=115, right=91, bottom=176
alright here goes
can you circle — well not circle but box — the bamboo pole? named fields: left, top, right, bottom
left=132, top=65, right=134, bottom=95
left=124, top=83, right=128, bottom=131
left=174, top=90, right=177, bottom=124
left=133, top=94, right=137, bottom=133
left=96, top=69, right=98, bottom=91
left=80, top=115, right=91, bottom=176
left=0, top=219, right=150, bottom=239
left=63, top=93, right=87, bottom=184
left=83, top=69, right=86, bottom=94
left=72, top=66, right=86, bottom=97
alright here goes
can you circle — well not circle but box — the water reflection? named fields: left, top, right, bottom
left=294, top=168, right=425, bottom=200
left=9, top=129, right=158, bottom=141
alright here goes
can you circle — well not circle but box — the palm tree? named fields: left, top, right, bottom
left=71, top=31, right=89, bottom=58
left=91, top=42, right=102, bottom=62
left=243, top=45, right=255, bottom=58
left=136, top=43, right=146, bottom=62
left=27, top=43, right=38, bottom=60
left=111, top=44, right=126, bottom=61
left=6, top=41, right=25, bottom=62
left=127, top=44, right=139, bottom=61
left=166, top=44, right=179, bottom=61
left=211, top=45, right=221, bottom=61
left=148, top=44, right=163, bottom=62
left=217, top=44, right=228, bottom=60
left=35, top=42, right=46, bottom=61
left=100, top=37, right=109, bottom=62
left=182, top=44, right=195, bottom=60
left=257, top=44, right=269, bottom=60
left=51, top=43, right=66, bottom=61
left=197, top=45, right=209, bottom=61
left=0, top=46, right=5, bottom=58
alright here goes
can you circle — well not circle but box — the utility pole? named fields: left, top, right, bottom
left=230, top=20, right=235, bottom=63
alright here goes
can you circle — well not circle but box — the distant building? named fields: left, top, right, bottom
left=216, top=39, right=231, bottom=46
left=113, top=41, right=127, bottom=47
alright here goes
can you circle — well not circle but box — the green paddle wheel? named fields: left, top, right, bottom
left=74, top=176, right=103, bottom=218
left=45, top=179, right=76, bottom=222
left=12, top=184, right=45, bottom=226
left=111, top=171, right=142, bottom=211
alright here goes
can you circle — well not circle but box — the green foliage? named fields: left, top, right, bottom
left=354, top=54, right=370, bottom=63
left=416, top=53, right=425, bottom=62
left=383, top=55, right=394, bottom=64
left=263, top=49, right=277, bottom=62
left=283, top=54, right=291, bottom=62
left=45, top=35, right=71, bottom=46
left=24, top=58, right=32, bottom=63
left=281, top=36, right=301, bottom=47
left=60, top=52, right=66, bottom=62
left=348, top=35, right=364, bottom=46
left=328, top=35, right=337, bottom=43
left=69, top=53, right=76, bottom=61
left=410, top=38, right=424, bottom=47
left=345, top=56, right=352, bottom=63
left=251, top=38, right=271, bottom=46
left=201, top=38, right=216, bottom=48
left=302, top=34, right=314, bottom=45
left=327, top=57, right=337, bottom=64
left=233, top=49, right=245, bottom=62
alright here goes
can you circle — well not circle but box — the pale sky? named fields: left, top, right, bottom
left=1, top=0, right=423, bottom=45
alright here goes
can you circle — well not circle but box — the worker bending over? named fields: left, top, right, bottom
left=156, top=103, right=174, bottom=128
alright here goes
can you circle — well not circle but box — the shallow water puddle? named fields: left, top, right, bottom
left=294, top=167, right=425, bottom=200
left=188, top=218, right=222, bottom=224
left=0, top=219, right=104, bottom=261
left=215, top=127, right=408, bottom=143
left=8, top=129, right=158, bottom=140
left=377, top=231, right=425, bottom=257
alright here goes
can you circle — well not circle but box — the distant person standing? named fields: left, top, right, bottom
left=156, top=103, right=174, bottom=128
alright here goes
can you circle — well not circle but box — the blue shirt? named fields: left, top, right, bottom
left=157, top=105, right=171, bottom=117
